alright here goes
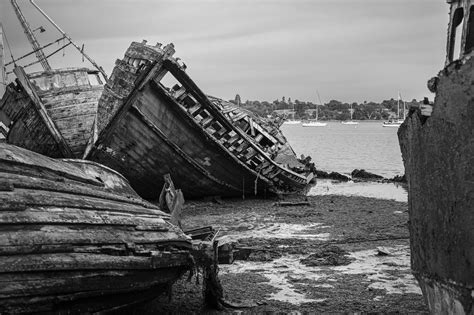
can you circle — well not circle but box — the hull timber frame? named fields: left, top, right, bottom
left=86, top=41, right=311, bottom=199
left=3, top=66, right=103, bottom=158
left=0, top=143, right=194, bottom=313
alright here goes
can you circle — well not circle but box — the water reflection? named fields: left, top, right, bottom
left=309, top=179, right=408, bottom=202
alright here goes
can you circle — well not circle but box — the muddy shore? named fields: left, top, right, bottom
left=134, top=194, right=427, bottom=313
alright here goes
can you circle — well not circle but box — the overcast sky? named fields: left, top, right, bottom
left=1, top=0, right=448, bottom=103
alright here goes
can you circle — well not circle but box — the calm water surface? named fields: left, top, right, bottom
left=281, top=121, right=404, bottom=178
left=281, top=121, right=407, bottom=201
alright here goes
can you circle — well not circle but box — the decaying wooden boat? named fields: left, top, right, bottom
left=85, top=41, right=312, bottom=199
left=398, top=1, right=473, bottom=313
left=0, top=143, right=194, bottom=313
left=0, top=0, right=105, bottom=159
left=2, top=67, right=103, bottom=158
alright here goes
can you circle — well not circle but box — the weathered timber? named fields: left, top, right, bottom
left=398, top=2, right=474, bottom=313
left=86, top=41, right=312, bottom=199
left=0, top=143, right=196, bottom=313
left=3, top=67, right=103, bottom=158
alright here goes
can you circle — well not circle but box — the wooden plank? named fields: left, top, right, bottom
left=0, top=144, right=102, bottom=186
left=0, top=251, right=190, bottom=273
left=13, top=67, right=73, bottom=158
left=0, top=268, right=186, bottom=299
left=0, top=189, right=167, bottom=216
left=0, top=224, right=187, bottom=248
left=201, top=116, right=214, bottom=128
left=0, top=208, right=168, bottom=228
left=187, top=103, right=202, bottom=116
left=0, top=172, right=154, bottom=209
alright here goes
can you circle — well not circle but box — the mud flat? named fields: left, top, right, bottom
left=135, top=195, right=427, bottom=313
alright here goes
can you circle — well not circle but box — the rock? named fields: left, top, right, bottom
left=351, top=169, right=384, bottom=180
left=315, top=170, right=351, bottom=181
left=376, top=247, right=391, bottom=256
left=300, top=245, right=353, bottom=266
left=247, top=250, right=282, bottom=262
left=389, top=174, right=407, bottom=183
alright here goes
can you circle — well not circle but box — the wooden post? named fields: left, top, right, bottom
left=0, top=23, right=6, bottom=99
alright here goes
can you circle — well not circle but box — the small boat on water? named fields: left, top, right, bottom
left=341, top=103, right=358, bottom=125
left=84, top=40, right=312, bottom=199
left=303, top=92, right=327, bottom=127
left=382, top=119, right=404, bottom=128
left=302, top=120, right=327, bottom=127
left=0, top=143, right=194, bottom=313
left=282, top=119, right=301, bottom=125
left=382, top=92, right=405, bottom=128
left=398, top=1, right=473, bottom=313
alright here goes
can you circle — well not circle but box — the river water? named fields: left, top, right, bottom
left=281, top=121, right=407, bottom=201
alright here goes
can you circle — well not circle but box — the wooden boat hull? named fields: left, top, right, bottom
left=86, top=41, right=311, bottom=199
left=0, top=144, right=193, bottom=313
left=2, top=67, right=103, bottom=158
left=398, top=58, right=474, bottom=314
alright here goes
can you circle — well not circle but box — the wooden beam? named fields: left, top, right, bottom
left=0, top=23, right=5, bottom=98
left=13, top=66, right=73, bottom=157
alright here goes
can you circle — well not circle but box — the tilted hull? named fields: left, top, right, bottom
left=2, top=67, right=103, bottom=158
left=0, top=144, right=193, bottom=313
left=398, top=58, right=474, bottom=314
left=86, top=41, right=311, bottom=199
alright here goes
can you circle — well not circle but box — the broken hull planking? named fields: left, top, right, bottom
left=398, top=58, right=474, bottom=313
left=0, top=143, right=193, bottom=313
left=3, top=67, right=103, bottom=158
left=87, top=42, right=310, bottom=199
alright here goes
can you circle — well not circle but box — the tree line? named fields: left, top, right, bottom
left=230, top=95, right=423, bottom=121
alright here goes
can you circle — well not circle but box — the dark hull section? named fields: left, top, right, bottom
left=0, top=144, right=192, bottom=313
left=88, top=80, right=268, bottom=199
left=87, top=41, right=311, bottom=199
left=398, top=59, right=474, bottom=314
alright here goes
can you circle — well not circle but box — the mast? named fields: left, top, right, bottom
left=29, top=0, right=108, bottom=81
left=397, top=91, right=400, bottom=120
left=10, top=0, right=52, bottom=71
left=0, top=23, right=6, bottom=98
left=316, top=91, right=323, bottom=121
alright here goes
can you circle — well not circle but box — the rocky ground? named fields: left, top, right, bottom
left=135, top=194, right=428, bottom=314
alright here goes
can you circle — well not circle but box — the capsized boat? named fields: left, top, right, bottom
left=398, top=1, right=473, bottom=313
left=84, top=40, right=313, bottom=199
left=0, top=143, right=194, bottom=313
left=0, top=0, right=105, bottom=158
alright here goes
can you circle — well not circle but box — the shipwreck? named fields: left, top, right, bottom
left=84, top=41, right=313, bottom=199
left=1, top=0, right=106, bottom=159
left=0, top=1, right=312, bottom=200
left=0, top=143, right=199, bottom=313
left=398, top=0, right=474, bottom=313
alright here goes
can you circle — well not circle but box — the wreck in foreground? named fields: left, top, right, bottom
left=398, top=0, right=473, bottom=313
left=85, top=41, right=312, bottom=199
left=0, top=143, right=196, bottom=313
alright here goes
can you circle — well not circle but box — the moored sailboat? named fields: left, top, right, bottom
left=341, top=103, right=359, bottom=125
left=302, top=92, right=327, bottom=127
left=383, top=92, right=405, bottom=128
